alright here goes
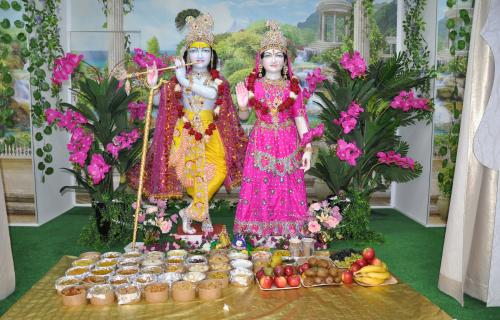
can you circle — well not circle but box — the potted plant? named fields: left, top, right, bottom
left=45, top=52, right=146, bottom=244
left=309, top=51, right=433, bottom=240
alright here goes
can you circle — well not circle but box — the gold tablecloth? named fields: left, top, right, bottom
left=1, top=256, right=451, bottom=320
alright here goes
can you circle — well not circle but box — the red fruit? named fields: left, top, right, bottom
left=284, top=265, right=295, bottom=277
left=259, top=276, right=273, bottom=289
left=342, top=271, right=353, bottom=284
left=274, top=276, right=287, bottom=288
left=255, top=269, right=265, bottom=280
left=287, top=275, right=301, bottom=287
left=370, top=257, right=383, bottom=266
left=355, top=258, right=368, bottom=268
left=299, top=263, right=310, bottom=274
left=349, top=262, right=361, bottom=272
left=273, top=266, right=285, bottom=277
left=362, top=247, right=375, bottom=261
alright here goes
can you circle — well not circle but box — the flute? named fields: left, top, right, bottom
left=127, top=62, right=196, bottom=79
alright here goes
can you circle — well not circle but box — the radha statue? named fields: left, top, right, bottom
left=129, top=14, right=247, bottom=234
left=233, top=21, right=312, bottom=237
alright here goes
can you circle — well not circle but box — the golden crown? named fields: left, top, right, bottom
left=185, top=14, right=215, bottom=48
left=259, top=21, right=288, bottom=53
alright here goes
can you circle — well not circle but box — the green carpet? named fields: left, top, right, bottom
left=1, top=207, right=500, bottom=319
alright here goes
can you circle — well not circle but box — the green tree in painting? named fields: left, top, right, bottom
left=146, top=36, right=160, bottom=57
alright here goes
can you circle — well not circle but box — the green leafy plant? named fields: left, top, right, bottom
left=310, top=53, right=431, bottom=197
left=0, top=0, right=29, bottom=150
left=437, top=1, right=473, bottom=202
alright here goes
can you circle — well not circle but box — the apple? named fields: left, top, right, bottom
left=362, top=247, right=375, bottom=261
left=255, top=269, right=265, bottom=280
left=370, top=257, right=383, bottom=266
left=299, top=263, right=310, bottom=274
left=342, top=271, right=353, bottom=284
left=274, top=265, right=285, bottom=277
left=274, top=276, right=287, bottom=288
left=264, top=267, right=274, bottom=277
left=287, top=275, right=301, bottom=287
left=284, top=265, right=295, bottom=277
left=355, top=258, right=368, bottom=268
left=349, top=262, right=361, bottom=272
left=259, top=276, right=273, bottom=289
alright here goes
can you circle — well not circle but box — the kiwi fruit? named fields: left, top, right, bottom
left=303, top=277, right=314, bottom=286
left=325, top=276, right=334, bottom=284
left=329, top=268, right=338, bottom=277
left=314, top=277, right=323, bottom=284
left=305, top=269, right=316, bottom=277
left=317, top=268, right=329, bottom=278
left=318, top=260, right=328, bottom=268
left=308, top=257, right=318, bottom=266
left=334, top=276, right=341, bottom=283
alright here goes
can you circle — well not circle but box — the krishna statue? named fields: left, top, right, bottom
left=129, top=14, right=247, bottom=234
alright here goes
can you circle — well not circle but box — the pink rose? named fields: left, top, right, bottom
left=309, top=202, right=322, bottom=211
left=308, top=220, right=321, bottom=233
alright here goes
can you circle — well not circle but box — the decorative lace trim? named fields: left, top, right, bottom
left=234, top=219, right=305, bottom=236
left=252, top=148, right=300, bottom=177
left=255, top=119, right=293, bottom=130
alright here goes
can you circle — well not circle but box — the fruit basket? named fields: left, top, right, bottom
left=254, top=264, right=302, bottom=291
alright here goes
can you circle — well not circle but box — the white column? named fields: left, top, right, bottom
left=107, top=0, right=124, bottom=71
left=320, top=13, right=325, bottom=41
left=396, top=0, right=404, bottom=53
left=353, top=0, right=370, bottom=59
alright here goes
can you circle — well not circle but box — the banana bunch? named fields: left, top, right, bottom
left=354, top=264, right=390, bottom=285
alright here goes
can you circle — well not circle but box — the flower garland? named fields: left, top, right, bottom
left=245, top=71, right=300, bottom=115
left=172, top=69, right=225, bottom=141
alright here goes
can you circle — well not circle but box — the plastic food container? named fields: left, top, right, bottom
left=206, top=271, right=229, bottom=288
left=229, top=268, right=253, bottom=287
left=108, top=275, right=129, bottom=287
left=65, top=266, right=90, bottom=278
left=198, top=279, right=222, bottom=301
left=101, top=251, right=122, bottom=259
left=55, top=276, right=81, bottom=294
left=132, top=273, right=157, bottom=290
left=82, top=274, right=108, bottom=288
left=230, top=259, right=253, bottom=270
left=167, top=250, right=187, bottom=259
left=157, top=272, right=182, bottom=286
left=72, top=258, right=95, bottom=268
left=141, top=265, right=163, bottom=275
left=90, top=266, right=114, bottom=277
left=183, top=271, right=206, bottom=283
left=144, top=282, right=169, bottom=303
left=116, top=266, right=139, bottom=277
left=61, top=285, right=87, bottom=306
left=116, top=284, right=141, bottom=305
left=96, top=258, right=118, bottom=269
left=79, top=251, right=101, bottom=260
left=228, top=250, right=249, bottom=260
left=172, top=281, right=196, bottom=302
left=251, top=251, right=272, bottom=261
left=122, top=251, right=143, bottom=259
left=118, top=258, right=141, bottom=268
left=88, top=284, right=114, bottom=306
left=145, top=251, right=165, bottom=260
left=186, top=255, right=207, bottom=264
left=187, top=264, right=209, bottom=273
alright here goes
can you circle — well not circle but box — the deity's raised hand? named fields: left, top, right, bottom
left=174, top=58, right=187, bottom=83
left=146, top=61, right=159, bottom=88
left=236, top=82, right=249, bottom=109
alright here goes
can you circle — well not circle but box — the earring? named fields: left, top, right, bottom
left=258, top=65, right=263, bottom=78
left=210, top=54, right=214, bottom=69
left=283, top=65, right=288, bottom=79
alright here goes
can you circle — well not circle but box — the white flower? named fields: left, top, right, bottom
left=174, top=84, right=181, bottom=92
left=146, top=206, right=158, bottom=214
left=289, top=92, right=297, bottom=99
left=214, top=79, right=223, bottom=86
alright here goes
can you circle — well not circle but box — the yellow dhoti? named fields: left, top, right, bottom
left=169, top=109, right=227, bottom=222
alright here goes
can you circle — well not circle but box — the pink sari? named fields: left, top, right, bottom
left=234, top=78, right=309, bottom=237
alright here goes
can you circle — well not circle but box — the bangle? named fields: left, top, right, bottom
left=304, top=146, right=313, bottom=153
